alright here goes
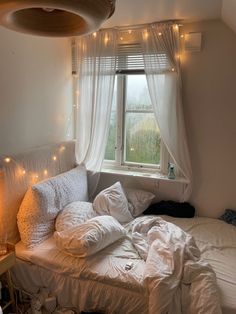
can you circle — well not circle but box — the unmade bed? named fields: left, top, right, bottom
left=12, top=216, right=236, bottom=314
left=0, top=141, right=236, bottom=314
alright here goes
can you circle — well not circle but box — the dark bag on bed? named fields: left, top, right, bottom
left=143, top=200, right=195, bottom=218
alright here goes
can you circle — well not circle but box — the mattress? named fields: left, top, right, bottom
left=14, top=234, right=148, bottom=313
left=13, top=217, right=236, bottom=314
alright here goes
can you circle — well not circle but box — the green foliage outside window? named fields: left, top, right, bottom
left=104, top=74, right=161, bottom=167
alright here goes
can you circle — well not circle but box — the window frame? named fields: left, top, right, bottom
left=103, top=69, right=162, bottom=172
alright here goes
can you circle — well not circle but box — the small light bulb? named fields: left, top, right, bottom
left=128, top=30, right=132, bottom=34
left=180, top=34, right=184, bottom=38
left=52, top=155, right=57, bottom=161
left=92, top=32, right=97, bottom=38
left=44, top=169, right=48, bottom=176
left=158, top=32, right=162, bottom=36
left=4, top=157, right=11, bottom=163
left=22, top=169, right=26, bottom=175
left=104, top=36, right=109, bottom=44
left=171, top=68, right=175, bottom=72
left=120, top=37, right=123, bottom=41
left=43, top=8, right=54, bottom=12
left=143, top=30, right=149, bottom=40
left=60, top=146, right=66, bottom=152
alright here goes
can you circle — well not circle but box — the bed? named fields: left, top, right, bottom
left=0, top=141, right=236, bottom=314
left=12, top=216, right=236, bottom=314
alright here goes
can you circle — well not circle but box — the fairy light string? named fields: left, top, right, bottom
left=1, top=144, right=67, bottom=185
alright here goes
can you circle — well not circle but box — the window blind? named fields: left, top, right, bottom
left=72, top=40, right=173, bottom=75
left=116, top=43, right=172, bottom=73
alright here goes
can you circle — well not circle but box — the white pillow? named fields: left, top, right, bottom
left=17, top=165, right=88, bottom=248
left=54, top=215, right=126, bottom=257
left=125, top=188, right=155, bottom=217
left=93, top=182, right=133, bottom=223
left=55, top=201, right=97, bottom=232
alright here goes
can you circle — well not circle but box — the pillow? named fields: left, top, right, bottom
left=55, top=201, right=97, bottom=232
left=93, top=182, right=133, bottom=223
left=17, top=165, right=88, bottom=247
left=125, top=188, right=155, bottom=217
left=54, top=215, right=126, bottom=257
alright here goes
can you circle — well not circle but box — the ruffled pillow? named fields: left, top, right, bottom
left=54, top=215, right=126, bottom=257
left=93, top=182, right=133, bottom=223
left=55, top=201, right=97, bottom=232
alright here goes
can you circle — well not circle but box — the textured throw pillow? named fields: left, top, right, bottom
left=17, top=165, right=88, bottom=247
left=55, top=201, right=97, bottom=232
left=93, top=182, right=133, bottom=223
left=125, top=188, right=155, bottom=217
left=54, top=215, right=126, bottom=257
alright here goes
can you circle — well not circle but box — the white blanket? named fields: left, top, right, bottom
left=131, top=216, right=222, bottom=314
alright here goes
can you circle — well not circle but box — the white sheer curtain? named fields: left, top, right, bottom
left=140, top=23, right=192, bottom=200
left=75, top=30, right=117, bottom=197
left=75, top=23, right=192, bottom=200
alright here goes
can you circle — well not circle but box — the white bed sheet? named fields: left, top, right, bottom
left=14, top=234, right=148, bottom=313
left=13, top=217, right=236, bottom=314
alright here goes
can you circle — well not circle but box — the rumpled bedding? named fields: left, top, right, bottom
left=131, top=216, right=222, bottom=314
left=15, top=214, right=224, bottom=314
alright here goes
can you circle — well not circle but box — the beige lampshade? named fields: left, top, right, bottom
left=0, top=0, right=116, bottom=37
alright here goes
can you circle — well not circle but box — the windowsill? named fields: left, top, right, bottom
left=101, top=167, right=189, bottom=184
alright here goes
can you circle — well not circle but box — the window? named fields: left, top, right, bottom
left=104, top=72, right=161, bottom=169
left=103, top=38, right=172, bottom=172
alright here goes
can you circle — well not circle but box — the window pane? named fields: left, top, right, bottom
left=104, top=78, right=117, bottom=161
left=125, top=112, right=161, bottom=165
left=126, top=75, right=152, bottom=111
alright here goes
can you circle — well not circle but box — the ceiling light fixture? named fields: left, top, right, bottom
left=0, top=0, right=116, bottom=37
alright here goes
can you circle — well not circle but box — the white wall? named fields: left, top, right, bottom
left=1, top=20, right=236, bottom=218
left=97, top=20, right=236, bottom=218
left=0, top=27, right=73, bottom=156
left=181, top=20, right=236, bottom=217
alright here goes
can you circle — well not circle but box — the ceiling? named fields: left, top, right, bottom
left=222, top=0, right=236, bottom=33
left=103, top=0, right=236, bottom=34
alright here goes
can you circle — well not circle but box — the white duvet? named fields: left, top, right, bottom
left=131, top=216, right=222, bottom=314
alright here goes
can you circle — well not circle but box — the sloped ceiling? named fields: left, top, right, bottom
left=222, top=0, right=236, bottom=34
left=103, top=0, right=236, bottom=34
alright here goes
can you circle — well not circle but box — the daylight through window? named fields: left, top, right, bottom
left=105, top=73, right=161, bottom=168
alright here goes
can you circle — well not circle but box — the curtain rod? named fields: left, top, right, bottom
left=101, top=19, right=183, bottom=32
